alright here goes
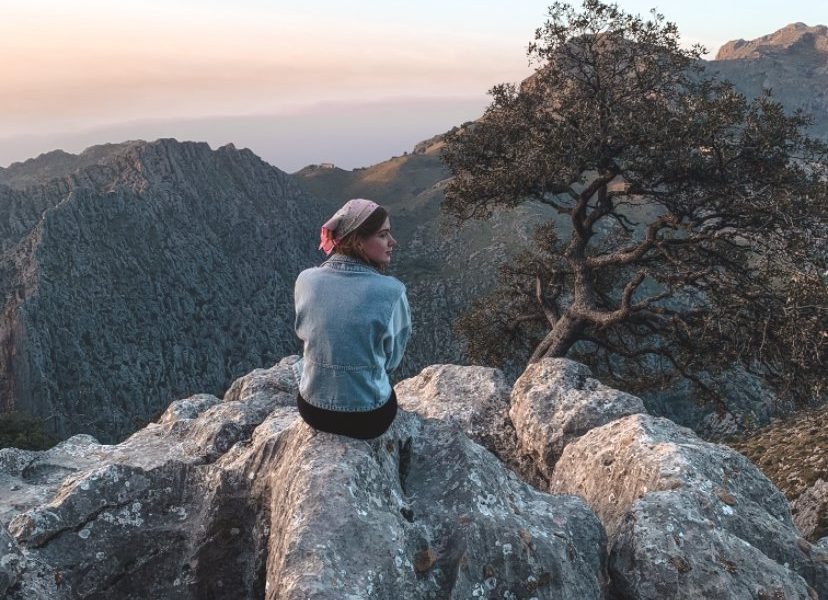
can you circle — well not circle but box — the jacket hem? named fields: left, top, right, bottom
left=299, top=394, right=390, bottom=413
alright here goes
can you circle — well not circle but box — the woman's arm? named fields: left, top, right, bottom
left=383, top=291, right=411, bottom=372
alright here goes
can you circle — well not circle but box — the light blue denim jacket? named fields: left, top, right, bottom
left=293, top=254, right=411, bottom=412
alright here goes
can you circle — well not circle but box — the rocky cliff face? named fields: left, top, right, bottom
left=716, top=23, right=828, bottom=61
left=1, top=358, right=825, bottom=598
left=711, top=23, right=828, bottom=139
left=0, top=139, right=323, bottom=442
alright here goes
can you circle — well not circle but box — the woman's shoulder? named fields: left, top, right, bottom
left=295, top=265, right=404, bottom=290
left=348, top=269, right=406, bottom=301
left=373, top=272, right=406, bottom=294
left=390, top=275, right=407, bottom=294
left=295, top=265, right=320, bottom=283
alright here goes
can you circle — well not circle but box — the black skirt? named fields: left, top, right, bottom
left=296, top=390, right=398, bottom=440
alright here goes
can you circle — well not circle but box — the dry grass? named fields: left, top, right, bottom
left=726, top=406, right=828, bottom=502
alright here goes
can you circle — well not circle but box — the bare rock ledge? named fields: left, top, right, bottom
left=0, top=357, right=606, bottom=599
left=3, top=356, right=827, bottom=599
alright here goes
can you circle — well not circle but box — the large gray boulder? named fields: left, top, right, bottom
left=395, top=364, right=544, bottom=485
left=395, top=364, right=513, bottom=455
left=1, top=359, right=608, bottom=599
left=260, top=413, right=607, bottom=599
left=509, top=358, right=645, bottom=484
left=552, top=414, right=828, bottom=599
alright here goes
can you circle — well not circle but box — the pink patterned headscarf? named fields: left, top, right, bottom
left=319, top=198, right=380, bottom=255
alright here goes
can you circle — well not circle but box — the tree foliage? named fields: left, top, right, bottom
left=0, top=411, right=57, bottom=450
left=442, top=0, right=828, bottom=404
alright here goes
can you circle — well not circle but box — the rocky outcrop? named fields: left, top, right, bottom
left=4, top=355, right=828, bottom=598
left=552, top=414, right=828, bottom=599
left=0, top=358, right=608, bottom=599
left=509, top=358, right=645, bottom=484
left=716, top=23, right=828, bottom=61
left=394, top=364, right=517, bottom=465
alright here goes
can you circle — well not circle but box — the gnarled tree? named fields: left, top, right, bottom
left=442, top=0, right=827, bottom=404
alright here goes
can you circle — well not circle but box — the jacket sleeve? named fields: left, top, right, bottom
left=383, top=290, right=412, bottom=373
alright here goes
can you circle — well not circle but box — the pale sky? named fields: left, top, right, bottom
left=1, top=1, right=824, bottom=171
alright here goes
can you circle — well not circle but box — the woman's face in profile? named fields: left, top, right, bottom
left=360, top=217, right=396, bottom=266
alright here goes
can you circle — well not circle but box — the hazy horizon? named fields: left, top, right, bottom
left=0, top=96, right=489, bottom=173
left=3, top=0, right=825, bottom=171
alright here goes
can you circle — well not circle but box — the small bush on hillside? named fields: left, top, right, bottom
left=0, top=411, right=58, bottom=450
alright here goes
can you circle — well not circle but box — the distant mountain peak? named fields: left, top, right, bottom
left=716, top=23, right=828, bottom=60
left=0, top=138, right=267, bottom=190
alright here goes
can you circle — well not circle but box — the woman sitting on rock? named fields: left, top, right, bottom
left=292, top=198, right=411, bottom=439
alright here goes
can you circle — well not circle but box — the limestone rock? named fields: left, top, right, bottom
left=394, top=364, right=526, bottom=475
left=1, top=360, right=608, bottom=599
left=0, top=434, right=104, bottom=526
left=793, top=479, right=828, bottom=542
left=0, top=526, right=20, bottom=596
left=221, top=355, right=301, bottom=409
left=395, top=365, right=510, bottom=440
left=262, top=413, right=607, bottom=599
left=1, top=525, right=70, bottom=598
left=509, top=358, right=645, bottom=483
left=552, top=414, right=828, bottom=599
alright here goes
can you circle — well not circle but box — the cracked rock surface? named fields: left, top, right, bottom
left=793, top=479, right=828, bottom=544
left=395, top=363, right=544, bottom=486
left=3, top=355, right=824, bottom=599
left=509, top=358, right=645, bottom=485
left=0, top=358, right=607, bottom=599
left=551, top=414, right=828, bottom=599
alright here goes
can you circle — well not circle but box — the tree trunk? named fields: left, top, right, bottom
left=528, top=312, right=585, bottom=363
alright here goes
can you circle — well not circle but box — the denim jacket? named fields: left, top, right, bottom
left=292, top=254, right=411, bottom=412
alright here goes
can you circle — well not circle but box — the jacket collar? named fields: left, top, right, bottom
left=321, top=253, right=380, bottom=274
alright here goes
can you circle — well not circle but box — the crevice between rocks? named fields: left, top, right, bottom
left=397, top=438, right=412, bottom=497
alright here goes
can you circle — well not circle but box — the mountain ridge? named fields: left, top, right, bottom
left=711, top=23, right=828, bottom=139
left=716, top=22, right=828, bottom=60
left=0, top=139, right=324, bottom=441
